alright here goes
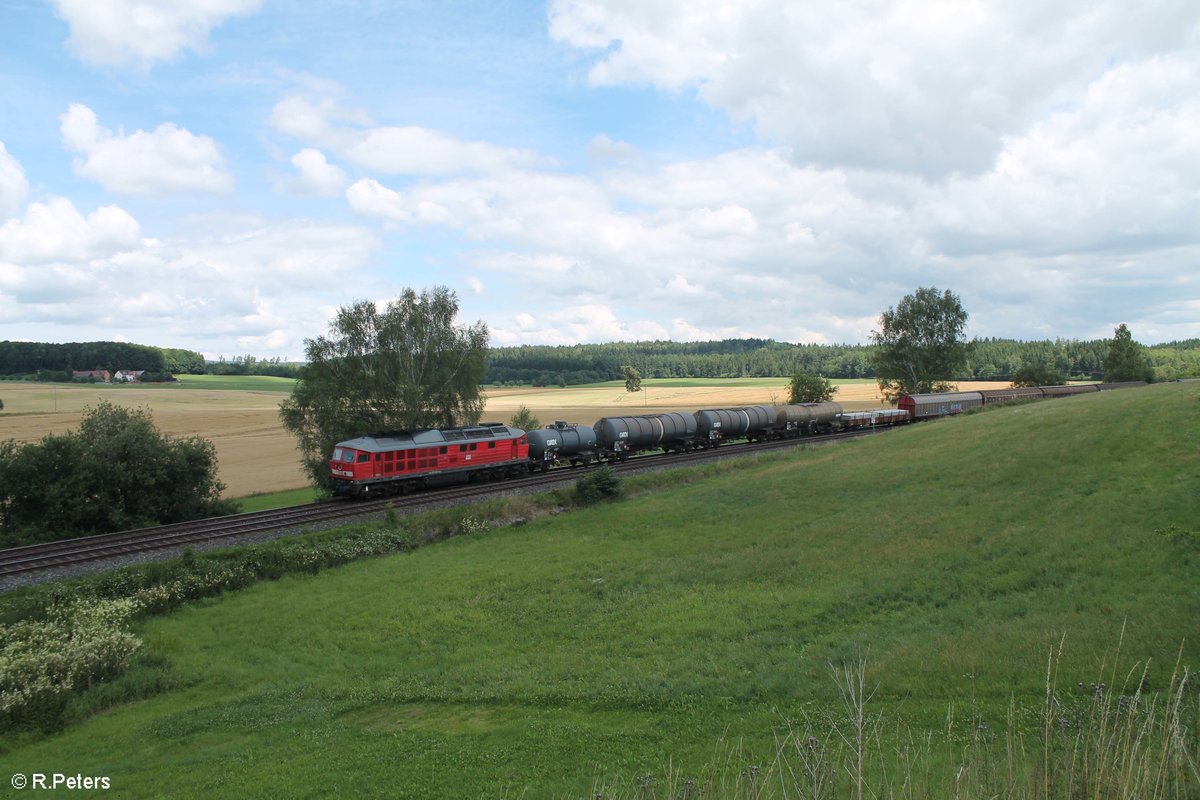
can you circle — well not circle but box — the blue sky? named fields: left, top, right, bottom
left=1, top=0, right=1198, bottom=360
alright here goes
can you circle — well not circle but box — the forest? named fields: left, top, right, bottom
left=2, top=336, right=1198, bottom=385
left=484, top=337, right=1200, bottom=385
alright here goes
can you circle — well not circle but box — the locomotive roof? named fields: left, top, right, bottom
left=337, top=423, right=521, bottom=452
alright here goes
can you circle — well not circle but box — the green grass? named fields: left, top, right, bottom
left=1, top=384, right=1197, bottom=797
left=233, top=487, right=322, bottom=513
left=171, top=374, right=298, bottom=392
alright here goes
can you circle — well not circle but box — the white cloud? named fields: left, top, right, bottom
left=550, top=0, right=1200, bottom=177
left=0, top=142, right=29, bottom=221
left=51, top=0, right=262, bottom=68
left=289, top=148, right=349, bottom=196
left=491, top=305, right=670, bottom=346
left=1, top=200, right=380, bottom=356
left=269, top=94, right=372, bottom=143
left=271, top=93, right=545, bottom=176
left=61, top=104, right=233, bottom=194
left=587, top=134, right=639, bottom=164
left=345, top=178, right=411, bottom=223
left=0, top=197, right=141, bottom=264
left=345, top=127, right=542, bottom=175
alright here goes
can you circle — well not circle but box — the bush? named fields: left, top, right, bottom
left=0, top=598, right=143, bottom=731
left=575, top=465, right=622, bottom=505
left=0, top=401, right=237, bottom=546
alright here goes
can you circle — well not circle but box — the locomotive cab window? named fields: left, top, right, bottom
left=488, top=442, right=495, bottom=449
left=356, top=452, right=370, bottom=463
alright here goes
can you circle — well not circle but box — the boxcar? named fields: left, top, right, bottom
left=978, top=386, right=1045, bottom=405
left=898, top=391, right=984, bottom=419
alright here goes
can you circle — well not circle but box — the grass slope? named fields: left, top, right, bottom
left=2, top=384, right=1197, bottom=797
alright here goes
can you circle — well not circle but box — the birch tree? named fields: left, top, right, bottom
left=870, top=287, right=970, bottom=403
left=280, top=287, right=489, bottom=486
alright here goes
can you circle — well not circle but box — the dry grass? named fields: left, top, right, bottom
left=0, top=379, right=1014, bottom=497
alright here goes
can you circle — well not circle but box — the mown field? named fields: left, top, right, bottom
left=0, top=383, right=1196, bottom=797
left=0, top=376, right=1009, bottom=499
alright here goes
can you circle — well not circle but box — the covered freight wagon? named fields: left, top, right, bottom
left=897, top=391, right=984, bottom=419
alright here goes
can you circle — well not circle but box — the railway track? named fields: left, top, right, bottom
left=0, top=426, right=882, bottom=584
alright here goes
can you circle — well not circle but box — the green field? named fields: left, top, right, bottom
left=171, top=374, right=298, bottom=392
left=1, top=384, right=1197, bottom=797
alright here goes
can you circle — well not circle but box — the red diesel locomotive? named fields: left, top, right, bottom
left=329, top=423, right=529, bottom=497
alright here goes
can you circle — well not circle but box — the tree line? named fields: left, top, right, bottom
left=485, top=335, right=1198, bottom=386
left=6, top=332, right=1195, bottom=388
left=0, top=342, right=304, bottom=379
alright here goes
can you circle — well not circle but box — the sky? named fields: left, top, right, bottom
left=0, top=0, right=1197, bottom=360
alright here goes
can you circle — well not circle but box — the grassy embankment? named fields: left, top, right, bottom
left=1, top=383, right=1198, bottom=797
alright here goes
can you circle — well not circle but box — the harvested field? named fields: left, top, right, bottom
left=0, top=382, right=306, bottom=499
left=0, top=378, right=1014, bottom=497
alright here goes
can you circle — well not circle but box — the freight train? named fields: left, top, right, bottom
left=327, top=381, right=1146, bottom=497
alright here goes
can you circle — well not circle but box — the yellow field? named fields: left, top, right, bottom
left=0, top=379, right=1011, bottom=497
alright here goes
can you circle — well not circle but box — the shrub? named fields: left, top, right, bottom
left=575, top=465, right=622, bottom=505
left=0, top=598, right=143, bottom=731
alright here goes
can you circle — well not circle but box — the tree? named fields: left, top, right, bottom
left=279, top=286, right=489, bottom=487
left=1103, top=323, right=1154, bottom=383
left=509, top=405, right=541, bottom=432
left=1012, top=363, right=1065, bottom=387
left=870, top=287, right=970, bottom=403
left=787, top=372, right=837, bottom=403
left=0, top=402, right=234, bottom=546
left=620, top=365, right=642, bottom=393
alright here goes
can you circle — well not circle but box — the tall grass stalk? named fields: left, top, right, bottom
left=592, top=649, right=1197, bottom=800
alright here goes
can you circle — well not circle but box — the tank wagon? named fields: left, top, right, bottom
left=525, top=421, right=598, bottom=470
left=594, top=412, right=698, bottom=460
left=773, top=402, right=842, bottom=434
left=694, top=405, right=776, bottom=445
left=329, top=423, right=528, bottom=497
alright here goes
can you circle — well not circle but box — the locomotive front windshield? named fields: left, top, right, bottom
left=332, top=447, right=366, bottom=463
